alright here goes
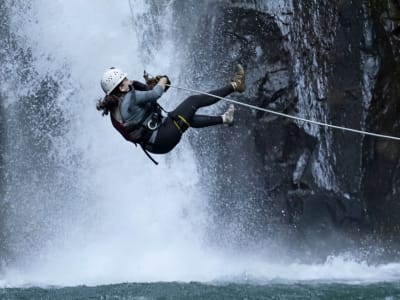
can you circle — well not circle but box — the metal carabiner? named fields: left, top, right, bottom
left=147, top=119, right=158, bottom=130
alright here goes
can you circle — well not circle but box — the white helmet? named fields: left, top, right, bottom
left=100, top=68, right=128, bottom=95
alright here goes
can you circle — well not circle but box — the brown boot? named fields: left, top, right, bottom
left=230, top=64, right=246, bottom=93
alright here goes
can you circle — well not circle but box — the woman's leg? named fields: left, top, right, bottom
left=171, top=84, right=234, bottom=123
left=147, top=86, right=235, bottom=154
left=147, top=65, right=244, bottom=154
left=148, top=114, right=223, bottom=154
left=190, top=115, right=223, bottom=128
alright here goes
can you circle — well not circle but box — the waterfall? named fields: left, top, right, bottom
left=1, top=0, right=211, bottom=285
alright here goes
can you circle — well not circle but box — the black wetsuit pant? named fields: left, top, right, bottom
left=147, top=84, right=234, bottom=154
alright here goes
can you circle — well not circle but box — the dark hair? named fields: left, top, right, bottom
left=96, top=95, right=120, bottom=116
left=96, top=84, right=125, bottom=116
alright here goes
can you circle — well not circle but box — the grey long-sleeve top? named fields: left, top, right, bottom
left=120, top=85, right=164, bottom=123
left=119, top=84, right=165, bottom=143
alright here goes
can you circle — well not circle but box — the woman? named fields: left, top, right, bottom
left=96, top=65, right=245, bottom=163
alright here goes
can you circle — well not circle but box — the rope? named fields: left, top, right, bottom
left=128, top=0, right=135, bottom=23
left=166, top=84, right=400, bottom=142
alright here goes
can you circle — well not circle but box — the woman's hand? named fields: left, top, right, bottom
left=157, top=77, right=168, bottom=91
left=144, top=73, right=171, bottom=92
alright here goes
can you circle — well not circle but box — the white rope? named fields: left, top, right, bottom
left=166, top=84, right=400, bottom=142
left=128, top=0, right=135, bottom=23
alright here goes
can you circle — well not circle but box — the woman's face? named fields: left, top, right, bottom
left=118, top=78, right=132, bottom=93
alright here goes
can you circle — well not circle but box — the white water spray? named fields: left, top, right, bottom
left=3, top=0, right=211, bottom=285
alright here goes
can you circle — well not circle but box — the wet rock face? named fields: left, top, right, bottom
left=286, top=0, right=375, bottom=246
left=183, top=4, right=300, bottom=243
left=362, top=0, right=400, bottom=233
left=174, top=0, right=400, bottom=255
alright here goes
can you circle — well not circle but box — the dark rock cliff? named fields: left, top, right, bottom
left=170, top=0, right=400, bottom=260
left=362, top=0, right=400, bottom=235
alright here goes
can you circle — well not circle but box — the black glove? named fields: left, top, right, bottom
left=143, top=71, right=171, bottom=92
left=143, top=71, right=158, bottom=89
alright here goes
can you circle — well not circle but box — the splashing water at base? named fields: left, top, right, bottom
left=3, top=252, right=400, bottom=287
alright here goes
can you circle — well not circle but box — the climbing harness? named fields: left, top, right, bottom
left=110, top=97, right=164, bottom=165
left=146, top=111, right=162, bottom=131
left=142, top=72, right=188, bottom=133
left=166, top=84, right=400, bottom=142
left=110, top=113, right=160, bottom=165
left=170, top=114, right=191, bottom=133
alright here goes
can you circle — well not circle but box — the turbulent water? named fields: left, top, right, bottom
left=1, top=0, right=400, bottom=298
left=1, top=282, right=400, bottom=300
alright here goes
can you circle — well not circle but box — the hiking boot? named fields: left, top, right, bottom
left=230, top=64, right=246, bottom=93
left=222, top=104, right=235, bottom=126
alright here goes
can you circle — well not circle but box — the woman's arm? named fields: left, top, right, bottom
left=134, top=77, right=168, bottom=105
left=132, top=80, right=149, bottom=91
left=132, top=76, right=168, bottom=91
left=134, top=85, right=163, bottom=105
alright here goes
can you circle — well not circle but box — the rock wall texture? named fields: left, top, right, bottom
left=170, top=0, right=400, bottom=259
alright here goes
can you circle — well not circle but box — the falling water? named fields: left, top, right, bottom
left=1, top=0, right=211, bottom=285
